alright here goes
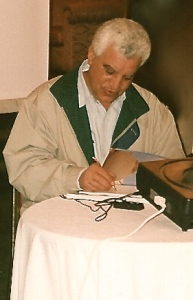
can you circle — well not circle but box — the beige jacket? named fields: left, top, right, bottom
left=3, top=69, right=185, bottom=203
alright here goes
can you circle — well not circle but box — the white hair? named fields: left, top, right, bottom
left=92, top=18, right=151, bottom=66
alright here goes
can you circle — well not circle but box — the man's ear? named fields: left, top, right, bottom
left=87, top=45, right=96, bottom=64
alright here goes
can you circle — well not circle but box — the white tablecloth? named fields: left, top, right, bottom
left=11, top=186, right=193, bottom=300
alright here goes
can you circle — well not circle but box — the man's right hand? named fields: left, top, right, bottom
left=79, top=163, right=116, bottom=192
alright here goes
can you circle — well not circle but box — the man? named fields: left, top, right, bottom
left=3, top=18, right=185, bottom=205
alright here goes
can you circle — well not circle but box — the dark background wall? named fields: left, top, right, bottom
left=128, top=0, right=193, bottom=155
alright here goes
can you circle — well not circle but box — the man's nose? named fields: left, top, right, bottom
left=110, top=76, right=122, bottom=91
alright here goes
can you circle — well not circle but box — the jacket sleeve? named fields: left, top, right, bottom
left=145, top=99, right=185, bottom=158
left=3, top=87, right=87, bottom=202
left=130, top=84, right=185, bottom=158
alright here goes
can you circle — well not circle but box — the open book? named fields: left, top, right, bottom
left=103, top=149, right=163, bottom=185
left=103, top=148, right=139, bottom=181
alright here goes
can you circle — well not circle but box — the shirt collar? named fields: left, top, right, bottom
left=78, top=59, right=126, bottom=108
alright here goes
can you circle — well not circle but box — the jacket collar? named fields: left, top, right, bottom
left=112, top=84, right=149, bottom=143
left=50, top=69, right=149, bottom=164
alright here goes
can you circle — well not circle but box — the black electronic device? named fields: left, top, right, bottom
left=113, top=201, right=144, bottom=211
left=136, top=158, right=193, bottom=231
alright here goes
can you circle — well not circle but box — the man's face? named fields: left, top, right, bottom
left=84, top=45, right=142, bottom=109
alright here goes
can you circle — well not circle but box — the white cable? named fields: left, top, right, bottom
left=105, top=199, right=166, bottom=242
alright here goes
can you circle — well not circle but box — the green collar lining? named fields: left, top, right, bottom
left=50, top=70, right=149, bottom=164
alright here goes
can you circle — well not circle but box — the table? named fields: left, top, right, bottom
left=11, top=186, right=193, bottom=300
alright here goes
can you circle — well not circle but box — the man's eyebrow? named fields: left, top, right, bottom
left=103, top=64, right=135, bottom=80
left=125, top=73, right=135, bottom=80
left=103, top=64, right=115, bottom=71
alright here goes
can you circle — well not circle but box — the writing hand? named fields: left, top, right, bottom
left=79, top=162, right=116, bottom=192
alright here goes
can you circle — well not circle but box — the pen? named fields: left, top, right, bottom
left=92, top=156, right=99, bottom=164
left=92, top=157, right=117, bottom=191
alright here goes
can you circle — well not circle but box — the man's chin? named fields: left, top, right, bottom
left=98, top=97, right=116, bottom=108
